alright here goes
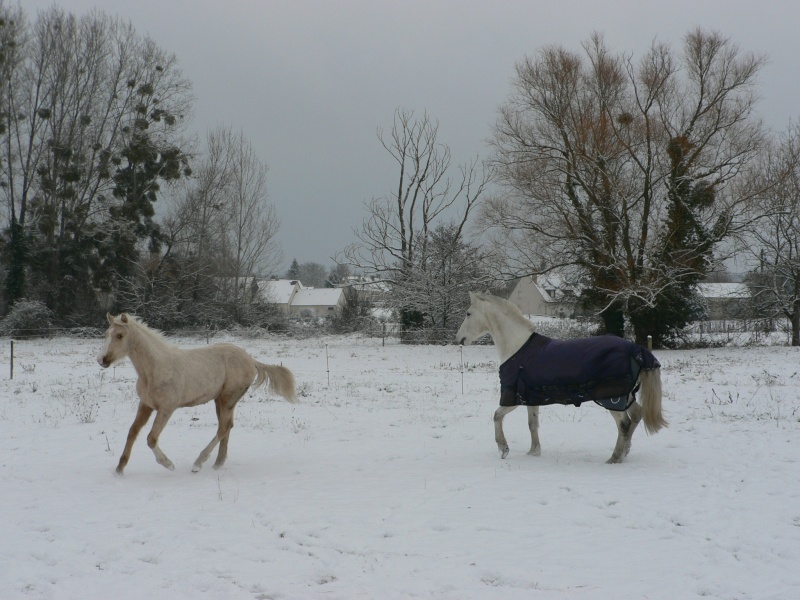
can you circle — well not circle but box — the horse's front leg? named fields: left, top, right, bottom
left=116, top=402, right=154, bottom=475
left=526, top=405, right=541, bottom=456
left=494, top=405, right=517, bottom=459
left=147, top=408, right=176, bottom=471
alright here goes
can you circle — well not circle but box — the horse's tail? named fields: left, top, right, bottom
left=253, top=361, right=298, bottom=403
left=639, top=368, right=667, bottom=434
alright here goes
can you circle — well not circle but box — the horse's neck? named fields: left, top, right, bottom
left=489, top=306, right=535, bottom=363
left=127, top=324, right=171, bottom=380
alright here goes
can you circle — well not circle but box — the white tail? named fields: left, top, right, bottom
left=254, top=362, right=298, bottom=403
left=639, top=369, right=667, bottom=435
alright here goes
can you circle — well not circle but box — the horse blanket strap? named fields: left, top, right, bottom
left=499, top=333, right=660, bottom=411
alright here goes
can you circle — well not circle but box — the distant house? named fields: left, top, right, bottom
left=289, top=287, right=345, bottom=318
left=254, top=279, right=345, bottom=317
left=256, top=279, right=303, bottom=314
left=696, top=283, right=750, bottom=320
left=342, top=276, right=390, bottom=306
left=509, top=276, right=751, bottom=321
left=508, top=274, right=581, bottom=317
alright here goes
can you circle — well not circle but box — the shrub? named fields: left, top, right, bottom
left=0, top=299, right=55, bottom=338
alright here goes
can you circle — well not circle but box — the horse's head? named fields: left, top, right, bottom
left=456, top=292, right=493, bottom=346
left=97, top=313, right=133, bottom=368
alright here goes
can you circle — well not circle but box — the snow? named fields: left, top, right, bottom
left=696, top=283, right=751, bottom=300
left=1, top=334, right=799, bottom=599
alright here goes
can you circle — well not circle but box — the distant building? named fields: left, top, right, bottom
left=255, top=279, right=345, bottom=317
left=289, top=287, right=345, bottom=318
left=256, top=279, right=303, bottom=314
left=696, top=283, right=750, bottom=320
left=508, top=274, right=581, bottom=317
left=341, top=276, right=390, bottom=306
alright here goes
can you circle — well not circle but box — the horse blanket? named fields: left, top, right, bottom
left=499, top=333, right=660, bottom=411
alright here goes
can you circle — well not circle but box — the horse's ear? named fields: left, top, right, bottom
left=106, top=313, right=115, bottom=325
left=468, top=291, right=476, bottom=303
left=120, top=313, right=128, bottom=323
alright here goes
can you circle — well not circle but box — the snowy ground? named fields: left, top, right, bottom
left=1, top=333, right=799, bottom=599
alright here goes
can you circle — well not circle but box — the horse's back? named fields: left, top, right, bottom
left=500, top=333, right=659, bottom=407
left=188, top=342, right=256, bottom=373
left=171, top=343, right=257, bottom=400
left=544, top=335, right=657, bottom=381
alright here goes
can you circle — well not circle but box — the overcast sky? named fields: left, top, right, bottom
left=24, top=0, right=800, bottom=273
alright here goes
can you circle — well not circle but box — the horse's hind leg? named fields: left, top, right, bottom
left=606, top=403, right=637, bottom=464
left=527, top=406, right=541, bottom=456
left=192, top=390, right=244, bottom=473
left=116, top=402, right=154, bottom=475
left=494, top=405, right=517, bottom=459
left=623, top=400, right=643, bottom=457
left=213, top=400, right=241, bottom=470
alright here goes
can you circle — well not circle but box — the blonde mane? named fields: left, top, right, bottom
left=113, top=314, right=175, bottom=351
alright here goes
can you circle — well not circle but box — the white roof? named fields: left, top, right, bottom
left=696, top=283, right=750, bottom=299
left=291, top=288, right=343, bottom=307
left=259, top=279, right=301, bottom=304
left=529, top=273, right=580, bottom=302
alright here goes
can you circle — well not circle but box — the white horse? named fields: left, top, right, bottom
left=98, top=313, right=297, bottom=474
left=456, top=292, right=666, bottom=463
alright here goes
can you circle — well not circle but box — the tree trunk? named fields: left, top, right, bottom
left=4, top=221, right=27, bottom=311
left=598, top=300, right=625, bottom=338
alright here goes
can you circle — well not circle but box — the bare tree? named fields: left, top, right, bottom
left=284, top=259, right=328, bottom=287
left=745, top=122, right=800, bottom=345
left=161, top=126, right=281, bottom=324
left=343, top=108, right=493, bottom=333
left=484, top=30, right=768, bottom=345
left=393, top=221, right=494, bottom=341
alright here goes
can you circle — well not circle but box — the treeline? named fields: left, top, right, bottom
left=3, top=4, right=800, bottom=347
left=0, top=5, right=281, bottom=330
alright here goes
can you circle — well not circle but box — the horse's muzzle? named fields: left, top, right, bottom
left=98, top=355, right=111, bottom=368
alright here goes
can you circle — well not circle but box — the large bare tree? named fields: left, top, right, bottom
left=483, top=29, right=768, bottom=345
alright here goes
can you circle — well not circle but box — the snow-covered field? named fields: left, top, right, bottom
left=1, top=333, right=799, bottom=599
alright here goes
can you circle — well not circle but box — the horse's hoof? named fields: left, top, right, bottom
left=114, top=467, right=124, bottom=476
left=191, top=464, right=202, bottom=473
left=500, top=447, right=510, bottom=459
left=606, top=456, right=623, bottom=464
left=527, top=447, right=541, bottom=457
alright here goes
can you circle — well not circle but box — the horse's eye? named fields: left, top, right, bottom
left=116, top=333, right=123, bottom=339
left=466, top=312, right=471, bottom=317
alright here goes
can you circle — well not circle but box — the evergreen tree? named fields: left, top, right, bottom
left=286, top=259, right=300, bottom=280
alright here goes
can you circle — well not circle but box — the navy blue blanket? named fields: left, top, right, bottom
left=499, top=333, right=660, bottom=411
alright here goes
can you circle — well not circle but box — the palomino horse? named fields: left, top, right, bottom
left=456, top=292, right=666, bottom=463
left=98, top=313, right=297, bottom=474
